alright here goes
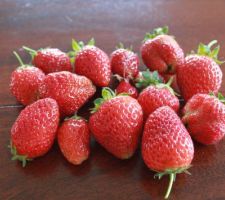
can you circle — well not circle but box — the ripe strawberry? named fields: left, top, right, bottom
left=39, top=71, right=96, bottom=116
left=23, top=46, right=72, bottom=74
left=70, top=39, right=111, bottom=87
left=57, top=115, right=90, bottom=165
left=136, top=70, right=179, bottom=119
left=142, top=106, right=194, bottom=199
left=89, top=88, right=143, bottom=159
left=10, top=52, right=45, bottom=105
left=110, top=43, right=139, bottom=79
left=177, top=40, right=223, bottom=101
left=141, top=26, right=184, bottom=74
left=9, top=98, right=60, bottom=167
left=116, top=80, right=138, bottom=99
left=182, top=93, right=225, bottom=145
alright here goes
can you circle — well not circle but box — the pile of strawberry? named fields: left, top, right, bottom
left=9, top=26, right=225, bottom=199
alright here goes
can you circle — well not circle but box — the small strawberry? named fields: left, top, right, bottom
left=142, top=106, right=194, bottom=199
left=177, top=40, right=223, bottom=101
left=89, top=88, right=143, bottom=159
left=136, top=70, right=179, bottom=119
left=23, top=46, right=72, bottom=74
left=110, top=43, right=139, bottom=79
left=57, top=115, right=90, bottom=165
left=116, top=80, right=138, bottom=99
left=141, top=26, right=184, bottom=74
left=182, top=93, right=225, bottom=145
left=10, top=51, right=45, bottom=105
left=9, top=98, right=60, bottom=167
left=39, top=71, right=96, bottom=116
left=70, top=39, right=111, bottom=87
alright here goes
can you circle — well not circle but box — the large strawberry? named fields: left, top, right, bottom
left=23, top=46, right=72, bottom=74
left=110, top=43, right=139, bottom=79
left=9, top=98, right=60, bottom=167
left=39, top=71, right=96, bottom=116
left=116, top=80, right=138, bottom=99
left=57, top=115, right=90, bottom=165
left=141, top=26, right=184, bottom=74
left=89, top=88, right=143, bottom=159
left=142, top=106, right=194, bottom=199
left=177, top=40, right=223, bottom=101
left=70, top=39, right=111, bottom=87
left=182, top=93, right=225, bottom=145
left=10, top=52, right=45, bottom=105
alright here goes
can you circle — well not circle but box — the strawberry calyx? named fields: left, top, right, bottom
left=13, top=51, right=32, bottom=69
left=209, top=92, right=225, bottom=104
left=143, top=26, right=169, bottom=42
left=64, top=113, right=82, bottom=121
left=154, top=166, right=191, bottom=199
left=8, top=141, right=32, bottom=167
left=116, top=42, right=133, bottom=51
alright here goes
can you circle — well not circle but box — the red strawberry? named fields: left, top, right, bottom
left=141, top=26, right=184, bottom=74
left=57, top=115, right=90, bottom=165
left=23, top=46, right=72, bottom=74
left=116, top=80, right=138, bottom=99
left=177, top=41, right=223, bottom=101
left=136, top=70, right=179, bottom=119
left=39, top=71, right=96, bottom=116
left=71, top=39, right=111, bottom=87
left=142, top=106, right=194, bottom=199
left=89, top=88, right=143, bottom=159
left=182, top=93, right=225, bottom=145
left=110, top=44, right=139, bottom=79
left=9, top=98, right=60, bottom=167
left=10, top=52, right=45, bottom=105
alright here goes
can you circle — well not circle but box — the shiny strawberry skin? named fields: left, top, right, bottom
left=138, top=86, right=179, bottom=119
left=182, top=94, right=225, bottom=145
left=10, top=66, right=45, bottom=105
left=75, top=46, right=111, bottom=87
left=39, top=71, right=96, bottom=116
left=142, top=106, right=194, bottom=172
left=110, top=49, right=139, bottom=79
left=11, top=98, right=60, bottom=158
left=141, top=35, right=184, bottom=74
left=33, top=48, right=72, bottom=74
left=116, top=80, right=138, bottom=98
left=177, top=55, right=222, bottom=101
left=57, top=118, right=90, bottom=165
left=89, top=96, right=143, bottom=159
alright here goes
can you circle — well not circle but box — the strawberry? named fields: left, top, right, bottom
left=142, top=106, right=194, bottom=199
left=10, top=52, right=45, bottom=105
left=89, top=88, right=143, bottom=159
left=70, top=39, right=111, bottom=87
left=141, top=26, right=184, bottom=74
left=136, top=70, right=179, bottom=119
left=177, top=40, right=223, bottom=101
left=39, top=71, right=96, bottom=116
left=110, top=43, right=139, bottom=79
left=116, top=80, right=138, bottom=99
left=57, top=115, right=90, bottom=165
left=23, top=46, right=72, bottom=74
left=182, top=93, right=225, bottom=145
left=9, top=98, right=60, bottom=167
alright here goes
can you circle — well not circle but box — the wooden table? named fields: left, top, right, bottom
left=1, top=1, right=225, bottom=199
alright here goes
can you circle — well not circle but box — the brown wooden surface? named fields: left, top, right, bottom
left=1, top=0, right=225, bottom=199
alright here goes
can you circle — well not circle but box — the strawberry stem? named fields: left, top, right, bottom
left=165, top=173, right=175, bottom=199
left=23, top=46, right=37, bottom=60
left=13, top=51, right=24, bottom=66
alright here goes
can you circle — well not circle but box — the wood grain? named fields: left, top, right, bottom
left=0, top=0, right=225, bottom=199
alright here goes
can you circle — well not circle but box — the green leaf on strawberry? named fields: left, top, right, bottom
left=144, top=26, right=169, bottom=42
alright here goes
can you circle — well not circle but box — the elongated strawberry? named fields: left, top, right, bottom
left=141, top=26, right=184, bottom=74
left=39, top=71, right=96, bottom=116
left=182, top=93, right=225, bottom=145
left=142, top=106, right=194, bottom=199
left=110, top=43, right=139, bottom=79
left=57, top=115, right=90, bottom=165
left=10, top=51, right=45, bottom=105
left=89, top=88, right=143, bottom=159
left=9, top=98, right=60, bottom=167
left=177, top=40, right=223, bottom=101
left=116, top=80, right=138, bottom=98
left=23, top=46, right=72, bottom=74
